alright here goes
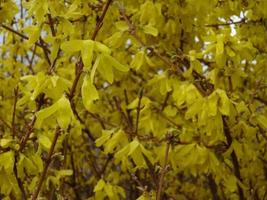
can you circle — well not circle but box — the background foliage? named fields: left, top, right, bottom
left=0, top=0, right=267, bottom=199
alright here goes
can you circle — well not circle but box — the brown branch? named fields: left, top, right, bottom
left=1, top=24, right=51, bottom=53
left=204, top=18, right=264, bottom=28
left=100, top=154, right=113, bottom=175
left=0, top=117, right=12, bottom=130
left=68, top=61, right=84, bottom=101
left=156, top=135, right=171, bottom=200
left=47, top=14, right=56, bottom=37
left=19, top=93, right=45, bottom=151
left=31, top=127, right=62, bottom=200
left=68, top=0, right=113, bottom=104
left=142, top=153, right=158, bottom=188
left=205, top=18, right=246, bottom=27
left=208, top=174, right=220, bottom=200
left=13, top=153, right=27, bottom=200
left=29, top=45, right=37, bottom=74
left=113, top=96, right=131, bottom=130
left=161, top=91, right=171, bottom=112
left=222, top=117, right=244, bottom=200
left=91, top=0, right=113, bottom=40
left=86, top=111, right=108, bottom=129
left=152, top=106, right=181, bottom=129
left=39, top=37, right=52, bottom=67
left=119, top=8, right=183, bottom=76
left=119, top=7, right=214, bottom=97
left=124, top=89, right=134, bottom=129
left=254, top=96, right=267, bottom=106
left=12, top=86, right=19, bottom=138
left=70, top=149, right=81, bottom=200
left=135, top=88, right=143, bottom=135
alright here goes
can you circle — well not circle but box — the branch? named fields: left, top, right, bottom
left=208, top=174, right=220, bottom=200
left=205, top=18, right=246, bottom=27
left=254, top=96, right=267, bottom=106
left=91, top=0, right=113, bottom=40
left=204, top=18, right=264, bottom=28
left=119, top=7, right=214, bottom=97
left=29, top=45, right=37, bottom=74
left=124, top=89, right=134, bottom=130
left=13, top=153, right=27, bottom=200
left=1, top=24, right=51, bottom=54
left=68, top=0, right=113, bottom=103
left=222, top=117, right=245, bottom=200
left=113, top=96, right=133, bottom=138
left=12, top=86, right=19, bottom=138
left=161, top=91, right=171, bottom=112
left=70, top=149, right=81, bottom=200
left=31, top=127, right=62, bottom=200
left=119, top=8, right=183, bottom=76
left=0, top=117, right=12, bottom=130
left=135, top=88, right=144, bottom=135
left=47, top=14, right=56, bottom=37
left=19, top=93, right=45, bottom=152
left=156, top=134, right=171, bottom=200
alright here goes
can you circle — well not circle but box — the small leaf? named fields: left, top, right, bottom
left=57, top=169, right=73, bottom=176
left=128, top=140, right=140, bottom=156
left=35, top=101, right=60, bottom=128
left=61, top=40, right=83, bottom=53
left=81, top=74, right=99, bottom=111
left=103, top=54, right=129, bottom=72
left=207, top=92, right=218, bottom=116
left=216, top=34, right=224, bottom=55
left=95, top=130, right=113, bottom=147
left=38, top=134, right=52, bottom=151
left=90, top=55, right=100, bottom=84
left=81, top=40, right=94, bottom=70
left=216, top=89, right=230, bottom=116
left=57, top=95, right=73, bottom=128
left=24, top=25, right=40, bottom=45
left=94, top=41, right=111, bottom=54
left=115, top=21, right=129, bottom=32
left=97, top=55, right=114, bottom=83
left=0, top=151, right=14, bottom=173
left=256, top=115, right=267, bottom=129
left=94, top=179, right=106, bottom=192
left=0, top=139, right=12, bottom=148
left=143, top=25, right=158, bottom=37
left=131, top=51, right=145, bottom=70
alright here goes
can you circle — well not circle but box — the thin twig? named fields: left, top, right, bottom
left=124, top=89, right=133, bottom=130
left=205, top=18, right=246, bottom=27
left=39, top=38, right=52, bottom=67
left=0, top=117, right=12, bottom=130
left=19, top=93, right=45, bottom=151
left=113, top=97, right=130, bottom=127
left=119, top=7, right=214, bottom=97
left=161, top=91, right=171, bottom=112
left=68, top=0, right=113, bottom=103
left=13, top=153, right=27, bottom=199
left=135, top=88, right=144, bottom=135
left=119, top=8, right=183, bottom=75
left=91, top=0, right=113, bottom=40
left=29, top=44, right=37, bottom=74
left=47, top=14, right=56, bottom=37
left=156, top=137, right=171, bottom=200
left=31, top=127, right=62, bottom=200
left=12, top=86, right=19, bottom=138
left=1, top=24, right=51, bottom=53
left=222, top=117, right=244, bottom=200
left=70, top=148, right=81, bottom=200
left=208, top=174, right=220, bottom=200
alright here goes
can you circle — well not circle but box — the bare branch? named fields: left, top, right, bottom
left=31, top=127, right=62, bottom=200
